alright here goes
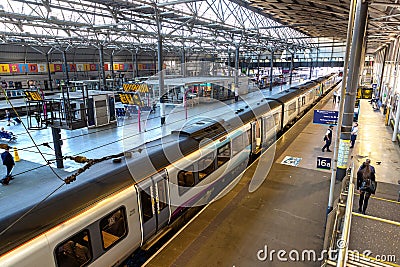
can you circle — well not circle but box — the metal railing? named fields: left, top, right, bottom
left=337, top=162, right=355, bottom=267
left=322, top=162, right=355, bottom=267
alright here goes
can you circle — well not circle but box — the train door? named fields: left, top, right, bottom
left=251, top=118, right=262, bottom=154
left=137, top=171, right=171, bottom=243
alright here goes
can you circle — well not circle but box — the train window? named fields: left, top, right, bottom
left=231, top=134, right=245, bottom=156
left=140, top=189, right=153, bottom=223
left=256, top=119, right=261, bottom=138
left=263, top=116, right=272, bottom=135
left=156, top=179, right=168, bottom=211
left=55, top=230, right=92, bottom=267
left=273, top=113, right=280, bottom=127
left=302, top=96, right=306, bottom=106
left=198, top=153, right=215, bottom=180
left=254, top=119, right=262, bottom=150
left=178, top=166, right=195, bottom=194
left=288, top=102, right=296, bottom=116
left=217, top=143, right=231, bottom=167
left=100, top=207, right=128, bottom=250
left=246, top=129, right=251, bottom=146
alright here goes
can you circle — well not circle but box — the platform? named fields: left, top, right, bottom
left=346, top=100, right=400, bottom=266
left=144, top=94, right=400, bottom=266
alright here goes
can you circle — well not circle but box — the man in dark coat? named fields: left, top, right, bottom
left=1, top=146, right=15, bottom=178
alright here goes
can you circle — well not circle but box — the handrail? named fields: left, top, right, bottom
left=337, top=162, right=355, bottom=267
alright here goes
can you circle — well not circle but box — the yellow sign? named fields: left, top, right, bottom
left=123, top=83, right=149, bottom=93
left=24, top=91, right=43, bottom=101
left=119, top=93, right=143, bottom=106
left=0, top=64, right=10, bottom=73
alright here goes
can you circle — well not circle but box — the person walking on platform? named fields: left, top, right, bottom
left=333, top=91, right=337, bottom=104
left=5, top=110, right=15, bottom=126
left=357, top=160, right=376, bottom=214
left=0, top=146, right=15, bottom=185
left=350, top=122, right=358, bottom=148
left=322, top=125, right=334, bottom=152
left=358, top=159, right=376, bottom=173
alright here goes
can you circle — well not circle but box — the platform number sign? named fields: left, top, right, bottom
left=317, top=157, right=331, bottom=170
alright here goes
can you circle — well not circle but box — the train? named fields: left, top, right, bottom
left=0, top=74, right=340, bottom=267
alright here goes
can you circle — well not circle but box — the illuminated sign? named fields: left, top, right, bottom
left=123, top=83, right=149, bottom=93
left=24, top=91, right=43, bottom=101
left=119, top=93, right=143, bottom=106
left=313, top=110, right=338, bottom=125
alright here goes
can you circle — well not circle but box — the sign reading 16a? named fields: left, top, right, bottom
left=317, top=157, right=331, bottom=170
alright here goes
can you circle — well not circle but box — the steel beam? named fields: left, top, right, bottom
left=62, top=50, right=70, bottom=84
left=269, top=51, right=274, bottom=91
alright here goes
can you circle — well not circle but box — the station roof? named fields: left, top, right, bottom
left=0, top=0, right=398, bottom=56
left=0, top=0, right=312, bottom=54
left=244, top=0, right=400, bottom=54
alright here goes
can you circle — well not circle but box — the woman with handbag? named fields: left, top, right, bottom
left=356, top=161, right=376, bottom=215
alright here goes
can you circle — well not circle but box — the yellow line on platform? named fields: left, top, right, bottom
left=354, top=193, right=400, bottom=204
left=352, top=212, right=400, bottom=226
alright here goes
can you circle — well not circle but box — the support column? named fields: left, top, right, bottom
left=158, top=35, right=166, bottom=125
left=98, top=44, right=107, bottom=90
left=246, top=56, right=251, bottom=76
left=135, top=49, right=139, bottom=77
left=235, top=46, right=239, bottom=101
left=393, top=99, right=400, bottom=142
left=181, top=46, right=186, bottom=77
left=110, top=51, right=115, bottom=90
left=316, top=48, right=319, bottom=76
left=378, top=46, right=388, bottom=97
left=330, top=38, right=335, bottom=67
left=388, top=38, right=400, bottom=124
left=110, top=52, right=114, bottom=79
left=388, top=39, right=399, bottom=90
left=45, top=53, right=53, bottom=91
left=153, top=52, right=157, bottom=76
left=213, top=54, right=218, bottom=76
left=336, top=0, right=368, bottom=181
left=289, top=52, right=294, bottom=86
left=228, top=51, right=232, bottom=77
left=62, top=50, right=70, bottom=85
left=269, top=51, right=274, bottom=91
left=131, top=50, right=136, bottom=79
left=327, top=0, right=357, bottom=216
left=51, top=127, right=63, bottom=168
left=309, top=57, right=313, bottom=79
